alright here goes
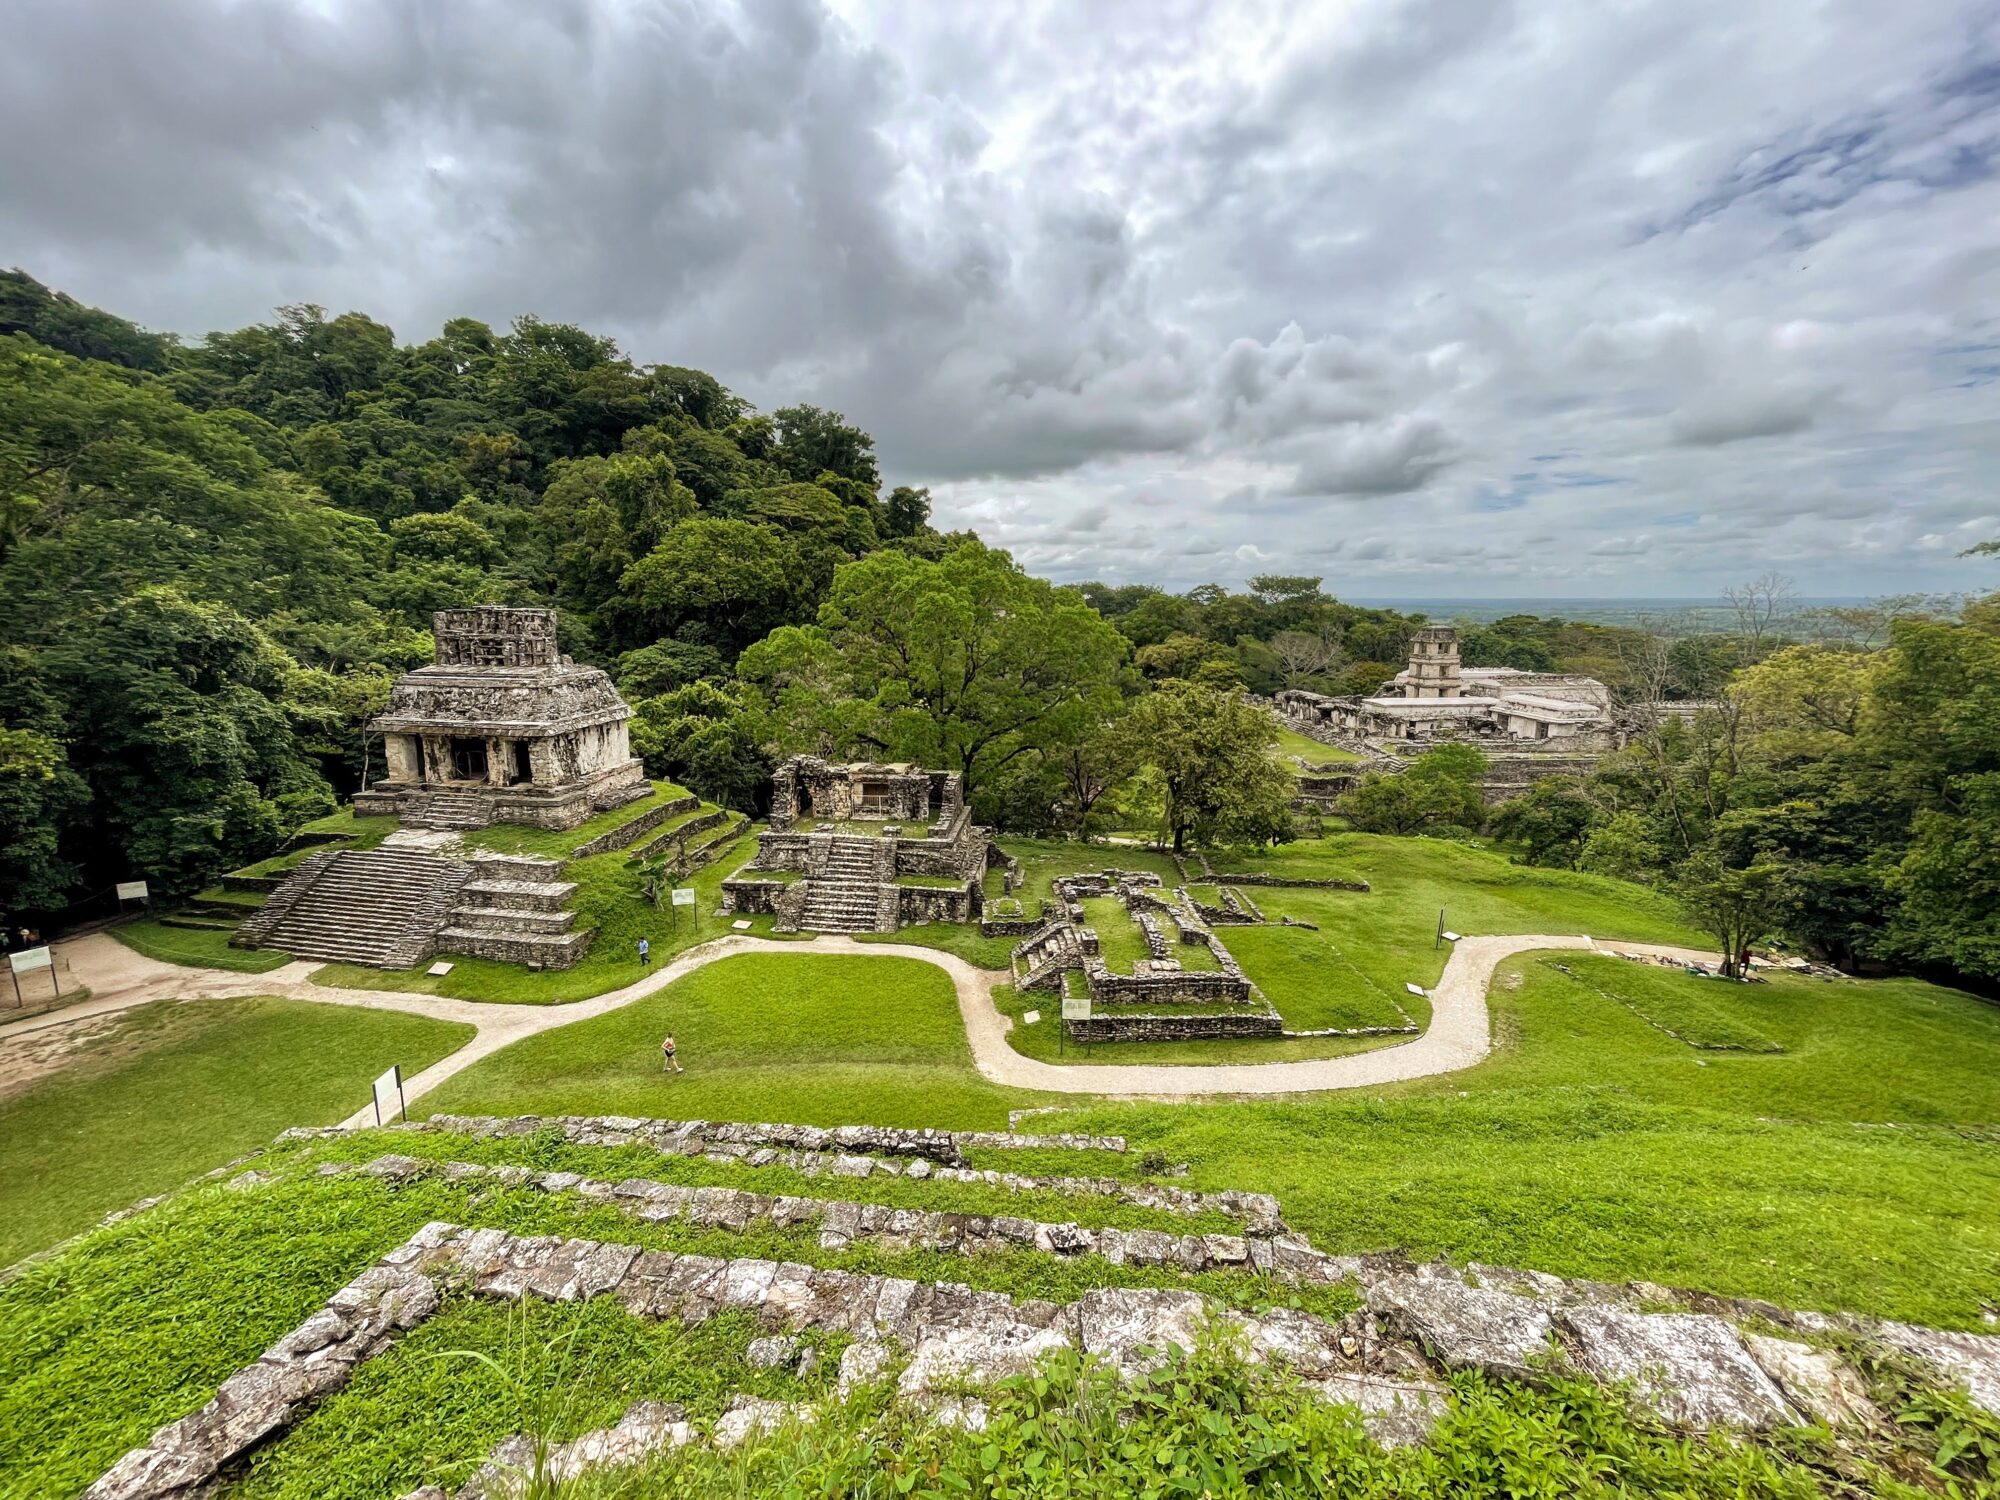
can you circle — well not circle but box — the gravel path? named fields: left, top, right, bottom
left=3, top=930, right=1721, bottom=1116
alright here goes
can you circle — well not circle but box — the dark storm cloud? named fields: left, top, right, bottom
left=2, top=0, right=1998, bottom=592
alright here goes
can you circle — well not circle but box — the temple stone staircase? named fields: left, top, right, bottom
left=1011, top=919, right=1081, bottom=991
left=234, top=849, right=471, bottom=967
left=400, top=791, right=494, bottom=830
left=796, top=835, right=891, bottom=933
left=436, top=853, right=593, bottom=969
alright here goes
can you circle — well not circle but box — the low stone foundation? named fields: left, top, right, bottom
left=1068, top=1010, right=1285, bottom=1043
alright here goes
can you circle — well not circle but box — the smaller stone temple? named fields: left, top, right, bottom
left=722, top=757, right=995, bottom=933
left=355, top=606, right=649, bottom=830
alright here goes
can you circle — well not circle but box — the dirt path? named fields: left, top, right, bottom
left=2, top=930, right=1721, bottom=1116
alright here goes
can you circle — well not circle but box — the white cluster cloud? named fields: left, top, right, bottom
left=2, top=0, right=1996, bottom=596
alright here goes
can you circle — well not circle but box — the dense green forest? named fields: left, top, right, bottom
left=1, top=271, right=1994, bottom=987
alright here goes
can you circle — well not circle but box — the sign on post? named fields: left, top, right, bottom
left=6, top=944, right=57, bottom=1006
left=1061, top=995, right=1090, bottom=1021
left=116, top=880, right=150, bottom=902
left=670, top=887, right=696, bottom=907
left=371, top=1065, right=405, bottom=1127
left=9, top=946, right=53, bottom=973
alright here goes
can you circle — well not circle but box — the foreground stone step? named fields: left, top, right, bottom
left=83, top=1222, right=1444, bottom=1498
left=316, top=1155, right=1309, bottom=1277
left=283, top=1114, right=1269, bottom=1226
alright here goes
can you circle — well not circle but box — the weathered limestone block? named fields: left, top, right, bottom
left=712, top=1394, right=810, bottom=1449
left=1868, top=1320, right=2000, bottom=1416
left=1073, top=1287, right=1210, bottom=1377
left=897, top=1321, right=1074, bottom=1394
left=1557, top=1306, right=1797, bottom=1430
left=1742, top=1333, right=1881, bottom=1430
left=1368, top=1269, right=1556, bottom=1382
left=1303, top=1374, right=1451, bottom=1449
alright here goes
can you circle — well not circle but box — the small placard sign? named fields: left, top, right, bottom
left=1021, top=1009, right=1041, bottom=1026
left=1404, top=982, right=1427, bottom=997
left=116, top=880, right=150, bottom=901
left=9, top=946, right=53, bottom=974
left=1061, top=995, right=1091, bottom=1021
left=371, top=1065, right=404, bottom=1126
left=1441, top=931, right=1461, bottom=943
left=671, top=887, right=697, bottom=907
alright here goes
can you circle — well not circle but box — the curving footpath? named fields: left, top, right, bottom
left=2, top=929, right=1719, bottom=1118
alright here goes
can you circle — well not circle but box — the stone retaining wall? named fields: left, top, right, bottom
left=571, top=794, right=698, bottom=856
left=1068, top=1010, right=1285, bottom=1043
left=895, top=883, right=976, bottom=925
left=97, top=1206, right=1985, bottom=1497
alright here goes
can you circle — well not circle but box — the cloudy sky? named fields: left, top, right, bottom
left=4, top=0, right=1998, bottom=598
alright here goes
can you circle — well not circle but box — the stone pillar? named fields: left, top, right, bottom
left=384, top=734, right=420, bottom=783
left=422, top=735, right=452, bottom=784
left=528, top=737, right=558, bottom=787
left=486, top=738, right=511, bottom=786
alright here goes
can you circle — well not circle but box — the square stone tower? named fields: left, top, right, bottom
left=355, top=607, right=648, bottom=830
left=1404, top=626, right=1464, bottom=699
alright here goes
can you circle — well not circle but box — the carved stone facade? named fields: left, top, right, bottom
left=356, top=607, right=648, bottom=831
left=723, top=757, right=995, bottom=934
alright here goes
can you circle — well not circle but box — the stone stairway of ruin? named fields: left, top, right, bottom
left=239, top=849, right=472, bottom=967
left=401, top=790, right=494, bottom=830
left=436, top=853, right=592, bottom=969
left=1011, top=919, right=1080, bottom=990
left=821, top=835, right=880, bottom=880
left=798, top=878, right=885, bottom=933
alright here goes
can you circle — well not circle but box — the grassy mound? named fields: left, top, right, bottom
left=0, top=998, right=471, bottom=1265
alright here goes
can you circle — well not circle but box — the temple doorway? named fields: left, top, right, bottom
left=448, top=737, right=488, bottom=782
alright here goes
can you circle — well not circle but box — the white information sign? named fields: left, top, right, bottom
left=671, top=887, right=697, bottom=907
left=427, top=961, right=455, bottom=976
left=1061, top=995, right=1091, bottom=1021
left=1021, top=1009, right=1041, bottom=1026
left=116, top=880, right=150, bottom=901
left=1404, top=982, right=1427, bottom=997
left=371, top=1065, right=404, bottom=1126
left=731, top=919, right=753, bottom=930
left=1441, top=931, right=1462, bottom=943
left=9, top=946, right=53, bottom=974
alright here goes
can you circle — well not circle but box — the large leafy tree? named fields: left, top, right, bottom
left=1337, top=744, right=1488, bottom=837
left=738, top=543, right=1126, bottom=801
left=1115, top=681, right=1293, bottom=851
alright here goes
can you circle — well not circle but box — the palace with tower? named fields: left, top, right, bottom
left=1275, top=626, right=1616, bottom=749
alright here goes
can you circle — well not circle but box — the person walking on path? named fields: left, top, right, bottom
left=660, top=1032, right=682, bottom=1074
left=638, top=937, right=651, bottom=969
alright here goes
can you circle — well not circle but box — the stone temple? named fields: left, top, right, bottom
left=234, top=607, right=643, bottom=970
left=721, top=757, right=996, bottom=933
left=354, top=606, right=648, bottom=830
left=1277, top=626, right=1615, bottom=749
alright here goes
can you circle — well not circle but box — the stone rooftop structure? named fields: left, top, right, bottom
left=355, top=606, right=648, bottom=832
left=722, top=756, right=995, bottom=934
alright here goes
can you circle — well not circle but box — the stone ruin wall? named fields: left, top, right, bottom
left=894, top=883, right=977, bottom=926
left=1068, top=1009, right=1283, bottom=1043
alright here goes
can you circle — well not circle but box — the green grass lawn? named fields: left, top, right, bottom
left=109, top=916, right=291, bottom=972
left=0, top=998, right=471, bottom=1266
left=422, top=952, right=1052, bottom=1129
left=1079, top=896, right=1150, bottom=972
left=1272, top=722, right=1365, bottom=765
left=1224, top=923, right=1415, bottom=1030
left=1047, top=953, right=2000, bottom=1328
